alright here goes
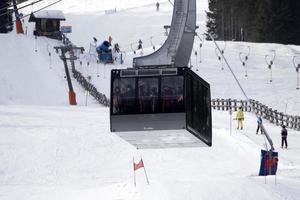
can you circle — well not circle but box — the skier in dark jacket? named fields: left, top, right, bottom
left=156, top=2, right=160, bottom=11
left=281, top=125, right=288, bottom=149
left=137, top=39, right=143, bottom=50
left=256, top=116, right=263, bottom=134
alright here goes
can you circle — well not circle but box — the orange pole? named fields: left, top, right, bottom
left=15, top=19, right=24, bottom=34
left=68, top=91, right=77, bottom=105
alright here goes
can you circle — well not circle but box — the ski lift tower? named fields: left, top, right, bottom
left=110, top=0, right=212, bottom=148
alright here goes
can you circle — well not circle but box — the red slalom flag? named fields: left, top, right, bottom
left=133, top=159, right=144, bottom=171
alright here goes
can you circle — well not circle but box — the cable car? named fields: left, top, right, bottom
left=110, top=67, right=212, bottom=147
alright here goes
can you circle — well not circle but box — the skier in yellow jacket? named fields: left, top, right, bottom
left=236, top=107, right=244, bottom=130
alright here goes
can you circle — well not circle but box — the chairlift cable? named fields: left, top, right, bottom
left=168, top=0, right=174, bottom=6
left=0, top=0, right=30, bottom=12
left=0, top=0, right=44, bottom=17
left=0, top=0, right=62, bottom=30
left=208, top=32, right=275, bottom=151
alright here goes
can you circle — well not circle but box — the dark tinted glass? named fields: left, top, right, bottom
left=186, top=70, right=212, bottom=146
left=161, top=76, right=184, bottom=113
left=138, top=78, right=159, bottom=113
left=112, top=78, right=136, bottom=114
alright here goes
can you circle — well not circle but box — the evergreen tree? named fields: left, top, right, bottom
left=205, top=0, right=300, bottom=44
left=0, top=0, right=13, bottom=33
left=206, top=0, right=218, bottom=40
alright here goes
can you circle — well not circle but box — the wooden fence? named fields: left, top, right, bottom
left=211, top=98, right=300, bottom=131
left=72, top=69, right=110, bottom=107
left=60, top=34, right=110, bottom=107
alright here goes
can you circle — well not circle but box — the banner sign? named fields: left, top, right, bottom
left=259, top=150, right=278, bottom=176
left=61, top=26, right=72, bottom=33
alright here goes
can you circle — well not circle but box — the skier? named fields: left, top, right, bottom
left=114, top=43, right=120, bottom=53
left=236, top=107, right=244, bottom=130
left=156, top=2, right=160, bottom=11
left=137, top=39, right=143, bottom=50
left=256, top=116, right=263, bottom=134
left=108, top=35, right=113, bottom=44
left=281, top=125, right=288, bottom=149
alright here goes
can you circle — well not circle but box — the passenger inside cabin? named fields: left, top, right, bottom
left=123, top=84, right=135, bottom=113
left=113, top=86, right=122, bottom=114
left=163, top=86, right=173, bottom=112
left=149, top=87, right=158, bottom=113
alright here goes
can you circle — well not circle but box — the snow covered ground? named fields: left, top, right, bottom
left=0, top=106, right=300, bottom=200
left=1, top=0, right=300, bottom=199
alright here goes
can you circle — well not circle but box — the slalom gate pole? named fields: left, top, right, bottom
left=229, top=108, right=232, bottom=136
left=142, top=159, right=150, bottom=185
left=133, top=157, right=136, bottom=187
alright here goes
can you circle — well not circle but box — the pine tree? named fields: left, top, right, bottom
left=0, top=0, right=13, bottom=33
left=206, top=0, right=300, bottom=44
left=206, top=0, right=218, bottom=40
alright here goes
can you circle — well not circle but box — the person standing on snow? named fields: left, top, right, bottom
left=256, top=116, right=263, bottom=134
left=137, top=39, right=143, bottom=50
left=281, top=125, right=288, bottom=149
left=156, top=2, right=160, bottom=11
left=236, top=106, right=244, bottom=130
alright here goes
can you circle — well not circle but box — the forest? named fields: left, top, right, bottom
left=206, top=0, right=300, bottom=45
left=0, top=0, right=13, bottom=33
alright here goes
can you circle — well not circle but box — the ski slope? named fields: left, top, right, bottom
left=1, top=0, right=300, bottom=199
left=0, top=33, right=99, bottom=106
left=0, top=106, right=300, bottom=200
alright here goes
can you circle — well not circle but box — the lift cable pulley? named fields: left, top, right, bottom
left=239, top=46, right=251, bottom=77
left=264, top=50, right=276, bottom=82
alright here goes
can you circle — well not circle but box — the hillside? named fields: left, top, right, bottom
left=1, top=0, right=300, bottom=200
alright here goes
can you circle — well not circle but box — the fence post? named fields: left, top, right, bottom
left=216, top=98, right=220, bottom=110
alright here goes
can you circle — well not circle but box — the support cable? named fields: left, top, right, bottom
left=207, top=33, right=275, bottom=151
left=0, top=0, right=62, bottom=30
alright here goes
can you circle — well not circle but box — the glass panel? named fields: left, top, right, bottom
left=41, top=19, right=47, bottom=32
left=138, top=78, right=159, bottom=113
left=112, top=78, right=136, bottom=115
left=185, top=70, right=212, bottom=146
left=161, top=76, right=184, bottom=113
left=46, top=20, right=56, bottom=32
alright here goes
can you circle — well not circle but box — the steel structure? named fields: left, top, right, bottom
left=133, top=0, right=196, bottom=68
left=110, top=0, right=212, bottom=148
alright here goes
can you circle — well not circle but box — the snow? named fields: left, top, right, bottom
left=1, top=0, right=300, bottom=199
left=30, top=10, right=65, bottom=20
left=0, top=106, right=300, bottom=200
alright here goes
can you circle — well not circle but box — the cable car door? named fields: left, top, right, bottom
left=185, top=68, right=212, bottom=146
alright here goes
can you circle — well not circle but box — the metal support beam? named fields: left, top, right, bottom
left=54, top=45, right=84, bottom=105
left=133, top=0, right=197, bottom=68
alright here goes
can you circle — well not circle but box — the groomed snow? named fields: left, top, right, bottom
left=0, top=106, right=300, bottom=200
left=1, top=0, right=300, bottom=199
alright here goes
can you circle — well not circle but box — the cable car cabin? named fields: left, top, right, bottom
left=29, top=10, right=66, bottom=40
left=110, top=67, right=212, bottom=147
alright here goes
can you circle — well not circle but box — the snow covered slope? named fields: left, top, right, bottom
left=0, top=106, right=300, bottom=200
left=23, top=0, right=176, bottom=13
left=0, top=33, right=97, bottom=105
left=1, top=0, right=300, bottom=200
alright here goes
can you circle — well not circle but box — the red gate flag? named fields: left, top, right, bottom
left=134, top=159, right=144, bottom=171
